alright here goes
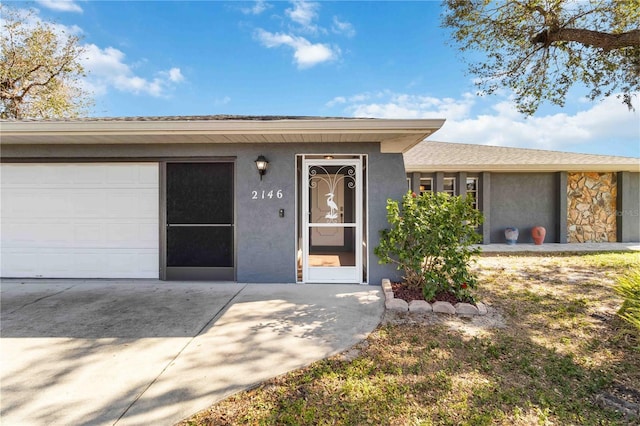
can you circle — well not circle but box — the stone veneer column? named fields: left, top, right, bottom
left=567, top=172, right=617, bottom=242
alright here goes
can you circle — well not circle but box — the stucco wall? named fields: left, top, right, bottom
left=489, top=173, right=558, bottom=243
left=367, top=151, right=409, bottom=284
left=1, top=142, right=405, bottom=284
left=618, top=172, right=640, bottom=242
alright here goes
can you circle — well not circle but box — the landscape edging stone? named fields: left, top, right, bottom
left=382, top=279, right=487, bottom=316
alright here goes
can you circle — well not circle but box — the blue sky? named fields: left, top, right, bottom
left=9, top=0, right=640, bottom=157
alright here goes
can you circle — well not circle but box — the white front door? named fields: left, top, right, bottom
left=302, top=158, right=362, bottom=283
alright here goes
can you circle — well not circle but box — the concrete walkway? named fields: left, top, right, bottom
left=478, top=242, right=640, bottom=253
left=0, top=281, right=383, bottom=426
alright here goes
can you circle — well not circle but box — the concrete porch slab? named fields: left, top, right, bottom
left=477, top=242, right=640, bottom=253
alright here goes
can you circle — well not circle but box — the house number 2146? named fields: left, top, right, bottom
left=251, top=189, right=283, bottom=199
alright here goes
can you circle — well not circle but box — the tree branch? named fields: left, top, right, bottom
left=532, top=28, right=640, bottom=51
left=15, top=60, right=70, bottom=102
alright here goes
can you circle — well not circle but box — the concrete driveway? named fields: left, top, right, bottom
left=1, top=280, right=383, bottom=425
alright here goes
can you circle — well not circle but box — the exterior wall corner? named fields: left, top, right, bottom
left=558, top=171, right=568, bottom=243
left=617, top=171, right=640, bottom=242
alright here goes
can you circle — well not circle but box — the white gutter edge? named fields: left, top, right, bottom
left=0, top=118, right=446, bottom=136
left=404, top=164, right=640, bottom=173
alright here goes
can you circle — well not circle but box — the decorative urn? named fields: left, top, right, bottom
left=532, top=226, right=546, bottom=245
left=505, top=227, right=519, bottom=245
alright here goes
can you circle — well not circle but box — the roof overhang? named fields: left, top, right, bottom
left=0, top=118, right=446, bottom=154
left=405, top=164, right=640, bottom=173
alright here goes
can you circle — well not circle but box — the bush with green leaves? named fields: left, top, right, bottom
left=614, top=267, right=640, bottom=332
left=375, top=191, right=484, bottom=302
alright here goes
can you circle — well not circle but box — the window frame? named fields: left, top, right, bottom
left=443, top=177, right=456, bottom=196
left=419, top=177, right=433, bottom=195
left=466, top=177, right=478, bottom=209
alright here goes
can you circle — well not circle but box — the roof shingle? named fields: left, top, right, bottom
left=404, top=141, right=639, bottom=172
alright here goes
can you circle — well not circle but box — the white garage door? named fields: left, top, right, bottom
left=1, top=163, right=159, bottom=278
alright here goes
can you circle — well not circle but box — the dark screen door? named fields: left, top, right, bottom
left=165, top=162, right=234, bottom=280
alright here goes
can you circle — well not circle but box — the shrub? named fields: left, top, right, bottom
left=614, top=267, right=640, bottom=331
left=374, top=191, right=484, bottom=302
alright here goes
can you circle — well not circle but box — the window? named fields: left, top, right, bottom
left=466, top=177, right=478, bottom=209
left=406, top=177, right=412, bottom=191
left=419, top=178, right=433, bottom=195
left=443, top=177, right=455, bottom=196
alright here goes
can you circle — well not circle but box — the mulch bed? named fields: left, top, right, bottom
left=391, top=282, right=462, bottom=305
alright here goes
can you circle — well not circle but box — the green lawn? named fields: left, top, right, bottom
left=181, top=253, right=640, bottom=426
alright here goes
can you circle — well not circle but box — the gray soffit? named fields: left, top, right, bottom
left=404, top=141, right=640, bottom=173
left=0, top=116, right=446, bottom=154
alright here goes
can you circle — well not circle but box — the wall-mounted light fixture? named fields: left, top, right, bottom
left=255, top=155, right=269, bottom=180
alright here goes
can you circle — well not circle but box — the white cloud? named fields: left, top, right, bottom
left=241, top=0, right=271, bottom=15
left=36, top=0, right=82, bottom=13
left=436, top=95, right=640, bottom=154
left=2, top=6, right=83, bottom=39
left=215, top=96, right=232, bottom=106
left=81, top=44, right=185, bottom=97
left=332, top=16, right=355, bottom=37
left=325, top=96, right=346, bottom=107
left=286, top=1, right=319, bottom=29
left=3, top=6, right=184, bottom=100
left=167, top=67, right=184, bottom=83
left=327, top=90, right=640, bottom=156
left=334, top=91, right=475, bottom=120
left=248, top=1, right=351, bottom=69
left=255, top=29, right=338, bottom=68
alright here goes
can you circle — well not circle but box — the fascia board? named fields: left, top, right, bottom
left=0, top=118, right=446, bottom=137
left=404, top=163, right=640, bottom=173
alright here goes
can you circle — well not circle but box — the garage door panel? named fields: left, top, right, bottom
left=139, top=253, right=159, bottom=272
left=0, top=163, right=159, bottom=278
left=42, top=165, right=75, bottom=183
left=1, top=223, right=72, bottom=247
left=74, top=224, right=106, bottom=246
left=72, top=165, right=107, bottom=184
left=107, top=194, right=137, bottom=217
left=1, top=250, right=73, bottom=277
left=3, top=189, right=158, bottom=219
left=106, top=223, right=158, bottom=247
left=106, top=165, right=135, bottom=182
left=133, top=192, right=160, bottom=217
left=1, top=190, right=71, bottom=218
left=1, top=164, right=43, bottom=184
left=78, top=250, right=157, bottom=278
left=2, top=221, right=158, bottom=249
left=1, top=248, right=159, bottom=278
left=74, top=251, right=105, bottom=273
left=139, top=165, right=160, bottom=184
left=107, top=190, right=158, bottom=218
left=106, top=164, right=151, bottom=183
left=73, top=192, right=108, bottom=217
left=107, top=252, right=146, bottom=274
